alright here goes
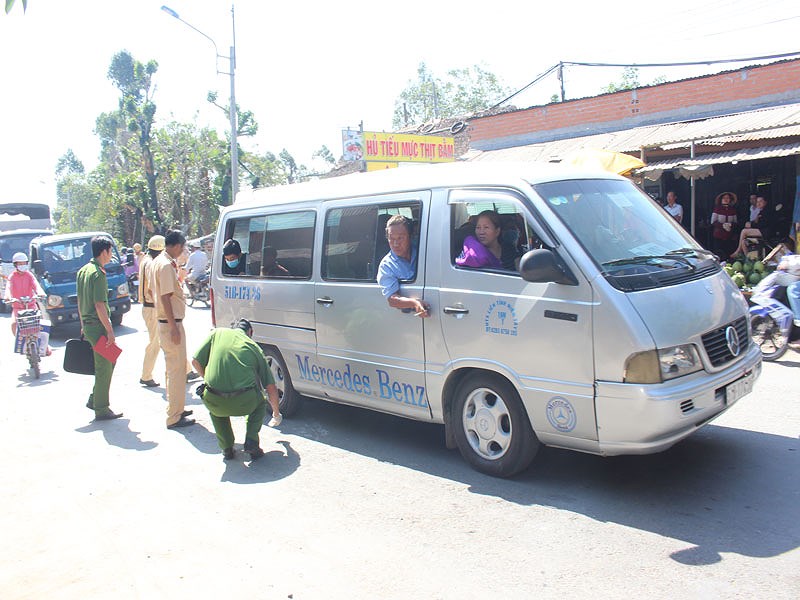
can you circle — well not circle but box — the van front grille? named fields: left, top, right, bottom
left=701, top=317, right=749, bottom=367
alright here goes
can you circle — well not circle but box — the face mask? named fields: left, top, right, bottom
left=226, top=258, right=239, bottom=268
left=16, top=264, right=28, bottom=272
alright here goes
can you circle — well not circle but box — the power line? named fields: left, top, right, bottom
left=494, top=50, right=800, bottom=108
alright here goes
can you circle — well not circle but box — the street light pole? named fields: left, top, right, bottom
left=161, top=4, right=238, bottom=202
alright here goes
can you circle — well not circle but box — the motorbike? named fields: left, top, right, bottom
left=12, top=295, right=47, bottom=378
left=749, top=279, right=799, bottom=361
left=126, top=271, right=139, bottom=303
left=184, top=268, right=210, bottom=307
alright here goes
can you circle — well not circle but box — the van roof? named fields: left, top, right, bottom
left=232, top=160, right=624, bottom=211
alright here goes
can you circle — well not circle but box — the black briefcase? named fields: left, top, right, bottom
left=63, top=338, right=95, bottom=375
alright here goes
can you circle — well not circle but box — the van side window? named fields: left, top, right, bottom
left=323, top=203, right=419, bottom=281
left=450, top=196, right=542, bottom=274
left=261, top=211, right=315, bottom=278
left=222, top=211, right=315, bottom=279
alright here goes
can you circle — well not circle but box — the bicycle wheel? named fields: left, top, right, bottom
left=27, top=338, right=41, bottom=379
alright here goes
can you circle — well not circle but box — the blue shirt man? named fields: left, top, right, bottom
left=376, top=215, right=429, bottom=318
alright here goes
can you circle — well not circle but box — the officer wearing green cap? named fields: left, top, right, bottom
left=77, top=235, right=123, bottom=420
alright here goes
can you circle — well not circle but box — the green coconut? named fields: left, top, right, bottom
left=731, top=261, right=744, bottom=272
left=732, top=273, right=747, bottom=288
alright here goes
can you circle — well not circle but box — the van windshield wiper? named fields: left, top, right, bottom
left=602, top=254, right=695, bottom=270
left=665, top=247, right=715, bottom=259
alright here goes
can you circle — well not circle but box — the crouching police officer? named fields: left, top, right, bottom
left=191, top=319, right=282, bottom=460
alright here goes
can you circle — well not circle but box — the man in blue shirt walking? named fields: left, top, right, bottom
left=376, top=215, right=429, bottom=317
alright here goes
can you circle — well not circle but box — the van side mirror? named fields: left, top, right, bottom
left=33, top=260, right=44, bottom=276
left=519, top=249, right=578, bottom=285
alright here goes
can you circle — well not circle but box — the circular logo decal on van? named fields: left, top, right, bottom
left=725, top=325, right=741, bottom=357
left=484, top=300, right=518, bottom=336
left=546, top=397, right=577, bottom=432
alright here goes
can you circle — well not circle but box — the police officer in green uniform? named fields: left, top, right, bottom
left=77, top=235, right=123, bottom=420
left=192, top=319, right=281, bottom=460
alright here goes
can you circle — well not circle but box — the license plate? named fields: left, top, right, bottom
left=725, top=373, right=754, bottom=406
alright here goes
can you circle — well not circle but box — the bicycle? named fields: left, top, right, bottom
left=11, top=295, right=45, bottom=379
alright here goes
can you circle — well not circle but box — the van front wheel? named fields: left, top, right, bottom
left=263, top=347, right=301, bottom=417
left=452, top=373, right=539, bottom=477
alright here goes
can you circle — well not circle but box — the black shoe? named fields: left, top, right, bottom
left=181, top=409, right=194, bottom=418
left=247, top=447, right=264, bottom=461
left=243, top=438, right=264, bottom=461
left=95, top=410, right=123, bottom=421
left=223, top=447, right=235, bottom=460
left=167, top=416, right=196, bottom=429
left=86, top=400, right=94, bottom=410
left=139, top=379, right=159, bottom=387
left=186, top=371, right=201, bottom=382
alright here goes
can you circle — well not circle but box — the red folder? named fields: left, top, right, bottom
left=93, top=336, right=122, bottom=364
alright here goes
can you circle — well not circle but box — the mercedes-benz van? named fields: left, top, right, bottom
left=211, top=162, right=761, bottom=477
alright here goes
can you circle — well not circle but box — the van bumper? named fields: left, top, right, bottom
left=46, top=299, right=131, bottom=325
left=594, top=343, right=762, bottom=456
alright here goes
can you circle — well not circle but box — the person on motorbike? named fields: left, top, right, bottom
left=185, top=242, right=209, bottom=284
left=3, top=252, right=45, bottom=337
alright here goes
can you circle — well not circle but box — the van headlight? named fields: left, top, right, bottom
left=624, top=345, right=702, bottom=383
left=47, top=294, right=63, bottom=308
left=117, top=283, right=129, bottom=296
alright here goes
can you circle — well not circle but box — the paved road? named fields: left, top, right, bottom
left=0, top=303, right=798, bottom=599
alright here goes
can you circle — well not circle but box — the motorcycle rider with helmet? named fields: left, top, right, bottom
left=3, top=252, right=45, bottom=337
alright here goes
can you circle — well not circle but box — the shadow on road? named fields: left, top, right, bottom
left=75, top=418, right=158, bottom=451
left=279, top=397, right=800, bottom=564
left=221, top=440, right=300, bottom=484
left=170, top=420, right=221, bottom=455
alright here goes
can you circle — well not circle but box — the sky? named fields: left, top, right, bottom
left=1, top=0, right=798, bottom=206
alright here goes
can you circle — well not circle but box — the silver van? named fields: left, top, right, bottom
left=211, top=162, right=761, bottom=477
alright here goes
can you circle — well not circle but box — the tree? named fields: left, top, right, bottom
left=392, top=62, right=510, bottom=128
left=601, top=67, right=667, bottom=94
left=4, top=0, right=27, bottom=14
left=106, top=51, right=163, bottom=230
left=313, top=145, right=335, bottom=166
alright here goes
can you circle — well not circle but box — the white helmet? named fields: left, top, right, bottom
left=12, top=252, right=27, bottom=263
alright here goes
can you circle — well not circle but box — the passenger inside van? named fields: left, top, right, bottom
left=455, top=210, right=520, bottom=271
left=376, top=214, right=429, bottom=318
left=221, top=239, right=247, bottom=276
left=260, top=246, right=289, bottom=277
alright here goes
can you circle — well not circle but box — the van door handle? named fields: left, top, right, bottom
left=316, top=297, right=334, bottom=306
left=443, top=305, right=469, bottom=317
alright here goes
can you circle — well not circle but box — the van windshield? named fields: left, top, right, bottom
left=534, top=178, right=718, bottom=290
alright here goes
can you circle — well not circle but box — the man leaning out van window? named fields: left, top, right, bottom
left=376, top=215, right=429, bottom=318
left=221, top=239, right=247, bottom=276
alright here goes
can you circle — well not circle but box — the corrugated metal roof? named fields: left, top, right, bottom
left=468, top=102, right=800, bottom=161
left=636, top=142, right=800, bottom=172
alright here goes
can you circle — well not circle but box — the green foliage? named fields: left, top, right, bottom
left=54, top=49, right=321, bottom=246
left=392, top=62, right=510, bottom=128
left=313, top=145, right=335, bottom=166
left=4, top=0, right=27, bottom=14
left=601, top=67, right=668, bottom=94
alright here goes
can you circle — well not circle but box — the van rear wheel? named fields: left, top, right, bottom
left=452, top=372, right=539, bottom=477
left=263, top=347, right=301, bottom=417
